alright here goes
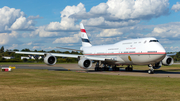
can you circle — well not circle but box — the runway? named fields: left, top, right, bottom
left=1, top=63, right=180, bottom=78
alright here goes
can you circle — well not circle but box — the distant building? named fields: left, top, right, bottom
left=21, top=55, right=44, bottom=60
left=38, top=56, right=44, bottom=59
left=2, top=56, right=15, bottom=59
left=21, top=56, right=30, bottom=60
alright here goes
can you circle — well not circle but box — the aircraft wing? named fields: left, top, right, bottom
left=15, top=51, right=106, bottom=61
left=167, top=53, right=176, bottom=56
left=15, top=51, right=81, bottom=58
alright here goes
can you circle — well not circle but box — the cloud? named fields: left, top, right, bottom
left=28, top=15, right=43, bottom=19
left=8, top=44, right=18, bottom=49
left=0, top=32, right=20, bottom=45
left=146, top=22, right=180, bottom=39
left=10, top=16, right=35, bottom=31
left=23, top=42, right=33, bottom=46
left=45, top=0, right=169, bottom=32
left=45, top=3, right=85, bottom=31
left=29, top=26, right=59, bottom=37
left=97, top=29, right=123, bottom=37
left=0, top=6, right=35, bottom=32
left=53, top=33, right=80, bottom=43
left=72, top=0, right=169, bottom=21
left=165, top=46, right=180, bottom=52
left=81, top=17, right=139, bottom=28
left=33, top=46, right=40, bottom=49
left=172, top=2, right=180, bottom=12
left=30, top=0, right=169, bottom=42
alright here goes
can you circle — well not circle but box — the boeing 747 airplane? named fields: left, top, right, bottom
left=15, top=23, right=174, bottom=74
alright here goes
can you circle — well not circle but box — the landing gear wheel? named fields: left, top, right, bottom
left=148, top=69, right=154, bottom=74
left=112, top=67, right=119, bottom=71
left=116, top=67, right=119, bottom=71
left=95, top=67, right=101, bottom=71
left=125, top=67, right=133, bottom=71
left=95, top=67, right=98, bottom=71
left=125, top=65, right=133, bottom=71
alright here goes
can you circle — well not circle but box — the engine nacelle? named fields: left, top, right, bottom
left=153, top=62, right=162, bottom=69
left=44, top=53, right=57, bottom=65
left=162, top=55, right=173, bottom=66
left=78, top=58, right=92, bottom=69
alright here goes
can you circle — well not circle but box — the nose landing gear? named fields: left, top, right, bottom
left=148, top=64, right=154, bottom=74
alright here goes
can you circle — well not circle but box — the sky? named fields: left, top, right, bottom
left=0, top=0, right=180, bottom=52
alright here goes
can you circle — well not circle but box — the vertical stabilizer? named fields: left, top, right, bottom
left=80, top=23, right=92, bottom=47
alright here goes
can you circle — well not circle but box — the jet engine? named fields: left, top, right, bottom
left=162, top=55, right=173, bottom=66
left=153, top=62, right=162, bottom=69
left=78, top=58, right=92, bottom=69
left=44, top=53, right=57, bottom=65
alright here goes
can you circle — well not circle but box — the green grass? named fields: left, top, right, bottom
left=0, top=69, right=180, bottom=101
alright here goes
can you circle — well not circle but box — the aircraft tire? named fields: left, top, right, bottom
left=95, top=67, right=100, bottom=71
left=148, top=69, right=154, bottom=74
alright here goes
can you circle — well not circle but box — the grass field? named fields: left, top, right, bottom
left=1, top=68, right=180, bottom=101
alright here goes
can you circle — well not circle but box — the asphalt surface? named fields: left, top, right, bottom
left=1, top=63, right=180, bottom=78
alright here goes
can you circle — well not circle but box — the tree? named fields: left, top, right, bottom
left=21, top=48, right=30, bottom=52
left=0, top=46, right=4, bottom=53
left=13, top=49, right=19, bottom=51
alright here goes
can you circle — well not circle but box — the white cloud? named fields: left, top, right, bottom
left=146, top=22, right=180, bottom=38
left=11, top=16, right=35, bottom=30
left=152, top=27, right=166, bottom=33
left=90, top=3, right=108, bottom=15
left=8, top=44, right=18, bottom=49
left=45, top=3, right=85, bottom=31
left=82, top=17, right=105, bottom=26
left=53, top=33, right=80, bottom=43
left=72, top=0, right=169, bottom=20
left=31, top=26, right=59, bottom=37
left=0, top=32, right=19, bottom=45
left=44, top=47, right=56, bottom=50
left=9, top=31, right=19, bottom=38
left=97, top=29, right=123, bottom=37
left=172, top=2, right=180, bottom=12
left=28, top=15, right=43, bottom=19
left=69, top=0, right=169, bottom=29
left=32, top=0, right=169, bottom=41
left=0, top=6, right=35, bottom=32
left=33, top=46, right=40, bottom=49
left=165, top=46, right=180, bottom=52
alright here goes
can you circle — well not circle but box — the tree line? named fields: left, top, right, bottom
left=0, top=46, right=82, bottom=63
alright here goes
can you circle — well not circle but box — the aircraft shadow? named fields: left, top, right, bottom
left=86, top=69, right=180, bottom=74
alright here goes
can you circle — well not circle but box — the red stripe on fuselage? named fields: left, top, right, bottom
left=84, top=52, right=166, bottom=55
left=81, top=29, right=86, bottom=33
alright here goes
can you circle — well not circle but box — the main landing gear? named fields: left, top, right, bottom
left=94, top=62, right=119, bottom=71
left=148, top=64, right=154, bottom=74
left=125, top=65, right=133, bottom=71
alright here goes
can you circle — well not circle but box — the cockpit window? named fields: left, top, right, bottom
left=149, top=40, right=159, bottom=42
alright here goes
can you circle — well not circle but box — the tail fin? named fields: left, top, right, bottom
left=80, top=23, right=92, bottom=47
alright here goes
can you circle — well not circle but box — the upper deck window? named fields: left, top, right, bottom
left=149, top=40, right=159, bottom=42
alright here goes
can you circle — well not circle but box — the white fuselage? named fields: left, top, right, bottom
left=82, top=37, right=166, bottom=65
